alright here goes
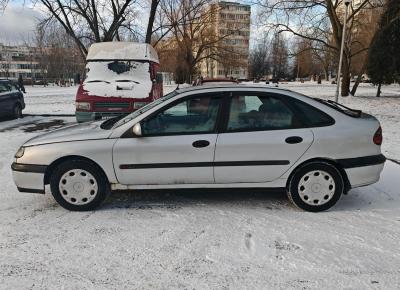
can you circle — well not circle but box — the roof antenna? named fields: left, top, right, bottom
left=176, top=83, right=180, bottom=90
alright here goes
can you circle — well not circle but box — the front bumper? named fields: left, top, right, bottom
left=75, top=111, right=129, bottom=123
left=11, top=163, right=46, bottom=194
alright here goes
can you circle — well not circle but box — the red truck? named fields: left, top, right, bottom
left=75, top=42, right=163, bottom=122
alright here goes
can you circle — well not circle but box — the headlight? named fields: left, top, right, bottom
left=76, top=102, right=91, bottom=111
left=15, top=146, right=25, bottom=158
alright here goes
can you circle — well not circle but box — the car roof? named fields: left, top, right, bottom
left=175, top=84, right=293, bottom=95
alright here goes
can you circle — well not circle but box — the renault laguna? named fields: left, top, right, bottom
left=11, top=85, right=386, bottom=212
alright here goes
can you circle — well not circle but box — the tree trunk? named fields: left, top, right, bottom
left=341, top=59, right=351, bottom=96
left=145, top=0, right=159, bottom=44
left=324, top=67, right=329, bottom=81
left=350, top=73, right=363, bottom=96
left=351, top=62, right=367, bottom=96
left=376, top=82, right=382, bottom=97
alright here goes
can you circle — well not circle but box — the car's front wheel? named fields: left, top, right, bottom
left=287, top=162, right=344, bottom=212
left=50, top=160, right=109, bottom=211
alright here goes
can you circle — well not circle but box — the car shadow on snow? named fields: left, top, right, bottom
left=100, top=186, right=399, bottom=212
left=0, top=118, right=66, bottom=132
left=0, top=116, right=20, bottom=123
left=101, top=188, right=291, bottom=211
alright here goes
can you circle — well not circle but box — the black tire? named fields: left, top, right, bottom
left=287, top=161, right=344, bottom=212
left=13, top=104, right=22, bottom=119
left=50, top=159, right=110, bottom=211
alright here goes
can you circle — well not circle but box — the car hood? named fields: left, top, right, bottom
left=24, top=121, right=113, bottom=147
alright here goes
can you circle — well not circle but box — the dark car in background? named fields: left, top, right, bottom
left=0, top=79, right=25, bottom=119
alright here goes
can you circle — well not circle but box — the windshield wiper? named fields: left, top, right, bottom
left=315, top=98, right=362, bottom=117
left=116, top=80, right=140, bottom=84
left=100, top=115, right=125, bottom=130
left=86, top=80, right=110, bottom=84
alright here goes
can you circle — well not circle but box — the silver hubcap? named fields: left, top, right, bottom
left=59, top=169, right=98, bottom=205
left=298, top=170, right=335, bottom=206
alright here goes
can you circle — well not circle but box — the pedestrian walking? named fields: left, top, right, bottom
left=18, top=75, right=26, bottom=93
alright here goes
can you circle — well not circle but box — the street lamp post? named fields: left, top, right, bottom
left=335, top=0, right=351, bottom=102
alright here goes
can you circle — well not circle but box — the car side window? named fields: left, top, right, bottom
left=142, top=95, right=221, bottom=135
left=0, top=83, right=10, bottom=93
left=290, top=99, right=335, bottom=127
left=227, top=94, right=295, bottom=131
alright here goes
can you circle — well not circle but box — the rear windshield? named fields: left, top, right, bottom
left=295, top=92, right=362, bottom=118
left=85, top=60, right=150, bottom=82
left=313, top=98, right=362, bottom=118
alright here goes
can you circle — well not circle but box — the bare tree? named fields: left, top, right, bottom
left=33, top=20, right=85, bottom=83
left=37, top=0, right=140, bottom=60
left=292, top=38, right=334, bottom=81
left=270, top=32, right=289, bottom=79
left=258, top=0, right=384, bottom=96
left=145, top=0, right=161, bottom=43
left=0, top=0, right=9, bottom=13
left=155, top=0, right=239, bottom=83
left=249, top=35, right=271, bottom=80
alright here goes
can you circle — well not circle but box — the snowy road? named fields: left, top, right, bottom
left=1, top=83, right=400, bottom=289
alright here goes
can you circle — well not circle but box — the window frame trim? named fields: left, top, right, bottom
left=220, top=91, right=335, bottom=134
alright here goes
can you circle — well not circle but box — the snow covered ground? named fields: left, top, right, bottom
left=22, top=84, right=180, bottom=115
left=1, top=82, right=400, bottom=289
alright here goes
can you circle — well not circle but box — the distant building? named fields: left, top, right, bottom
left=199, top=1, right=251, bottom=80
left=0, top=44, right=44, bottom=80
left=335, top=0, right=383, bottom=75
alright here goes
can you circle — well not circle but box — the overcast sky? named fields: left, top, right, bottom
left=0, top=3, right=43, bottom=44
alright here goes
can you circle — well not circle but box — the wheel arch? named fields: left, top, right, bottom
left=44, top=155, right=109, bottom=185
left=286, top=157, right=351, bottom=192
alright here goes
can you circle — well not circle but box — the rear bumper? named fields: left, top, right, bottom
left=11, top=163, right=46, bottom=194
left=339, top=154, right=386, bottom=188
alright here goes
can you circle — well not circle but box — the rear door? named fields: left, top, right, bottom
left=214, top=92, right=314, bottom=183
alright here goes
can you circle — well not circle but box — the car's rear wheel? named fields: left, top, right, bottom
left=50, top=160, right=109, bottom=211
left=287, top=162, right=344, bottom=212
left=13, top=104, right=22, bottom=119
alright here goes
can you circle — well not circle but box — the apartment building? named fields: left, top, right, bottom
left=0, top=44, right=44, bottom=80
left=200, top=1, right=251, bottom=80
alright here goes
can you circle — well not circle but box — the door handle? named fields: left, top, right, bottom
left=192, top=140, right=210, bottom=148
left=285, top=136, right=303, bottom=144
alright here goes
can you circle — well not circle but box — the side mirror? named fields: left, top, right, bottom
left=132, top=123, right=142, bottom=136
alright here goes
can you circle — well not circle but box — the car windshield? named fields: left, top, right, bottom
left=83, top=60, right=153, bottom=99
left=110, top=90, right=179, bottom=129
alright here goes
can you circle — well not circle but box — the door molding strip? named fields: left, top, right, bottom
left=119, top=160, right=290, bottom=169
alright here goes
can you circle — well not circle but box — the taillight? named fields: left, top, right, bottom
left=373, top=126, right=382, bottom=145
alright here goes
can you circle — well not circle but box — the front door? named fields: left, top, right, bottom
left=214, top=92, right=314, bottom=183
left=113, top=93, right=223, bottom=185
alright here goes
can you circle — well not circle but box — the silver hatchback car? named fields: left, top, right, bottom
left=12, top=85, right=385, bottom=211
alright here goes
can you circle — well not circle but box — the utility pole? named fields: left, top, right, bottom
left=335, top=0, right=351, bottom=103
